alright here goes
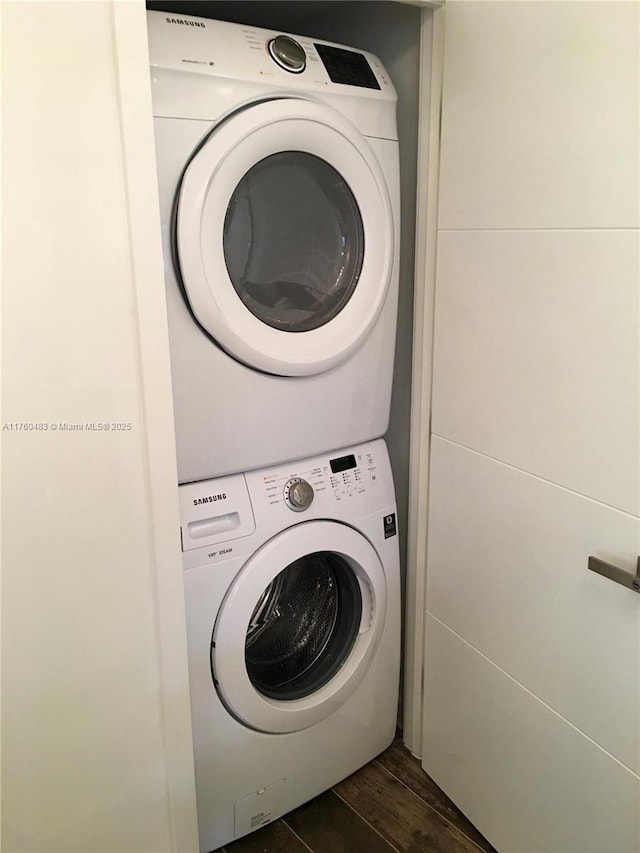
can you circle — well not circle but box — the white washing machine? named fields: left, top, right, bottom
left=147, top=11, right=400, bottom=484
left=179, top=438, right=400, bottom=851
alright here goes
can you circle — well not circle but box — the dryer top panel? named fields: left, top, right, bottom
left=147, top=11, right=397, bottom=106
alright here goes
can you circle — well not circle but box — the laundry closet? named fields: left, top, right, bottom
left=3, top=3, right=638, bottom=853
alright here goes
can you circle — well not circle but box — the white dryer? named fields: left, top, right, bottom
left=179, top=438, right=400, bottom=852
left=147, top=12, right=400, bottom=483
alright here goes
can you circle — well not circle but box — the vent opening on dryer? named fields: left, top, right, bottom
left=223, top=151, right=364, bottom=333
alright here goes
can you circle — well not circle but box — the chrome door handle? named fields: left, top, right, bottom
left=588, top=556, right=640, bottom=593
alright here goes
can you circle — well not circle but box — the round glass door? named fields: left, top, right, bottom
left=245, top=551, right=362, bottom=700
left=223, top=152, right=364, bottom=333
left=211, top=520, right=387, bottom=733
left=176, top=98, right=394, bottom=377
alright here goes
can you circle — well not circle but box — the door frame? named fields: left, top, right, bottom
left=403, top=2, right=445, bottom=757
left=111, top=3, right=200, bottom=849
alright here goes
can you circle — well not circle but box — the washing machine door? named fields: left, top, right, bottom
left=175, top=98, right=394, bottom=376
left=212, top=520, right=387, bottom=733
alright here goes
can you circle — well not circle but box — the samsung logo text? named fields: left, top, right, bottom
left=193, top=493, right=227, bottom=506
left=166, top=17, right=206, bottom=28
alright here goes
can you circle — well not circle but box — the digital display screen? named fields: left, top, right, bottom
left=330, top=454, right=357, bottom=473
left=314, top=43, right=381, bottom=91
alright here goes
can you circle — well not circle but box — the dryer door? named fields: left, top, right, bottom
left=175, top=98, right=394, bottom=376
left=212, top=520, right=387, bottom=733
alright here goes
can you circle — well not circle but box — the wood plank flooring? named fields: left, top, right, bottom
left=215, top=739, right=496, bottom=853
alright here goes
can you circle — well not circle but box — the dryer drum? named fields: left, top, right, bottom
left=223, top=151, right=365, bottom=333
left=245, top=551, right=363, bottom=701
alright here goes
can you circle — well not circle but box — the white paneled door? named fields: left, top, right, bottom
left=422, top=3, right=640, bottom=851
left=425, top=439, right=639, bottom=853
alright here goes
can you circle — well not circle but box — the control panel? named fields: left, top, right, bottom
left=262, top=445, right=381, bottom=511
left=178, top=439, right=394, bottom=569
left=147, top=11, right=396, bottom=99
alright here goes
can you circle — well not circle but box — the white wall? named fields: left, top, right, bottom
left=1, top=2, right=198, bottom=850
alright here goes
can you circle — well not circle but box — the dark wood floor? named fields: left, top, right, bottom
left=215, top=738, right=496, bottom=853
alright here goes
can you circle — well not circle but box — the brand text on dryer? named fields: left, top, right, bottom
left=166, top=17, right=206, bottom=28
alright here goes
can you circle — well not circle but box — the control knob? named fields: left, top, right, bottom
left=268, top=35, right=306, bottom=73
left=284, top=477, right=314, bottom=512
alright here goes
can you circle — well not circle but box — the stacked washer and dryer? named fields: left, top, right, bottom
left=148, top=11, right=402, bottom=851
